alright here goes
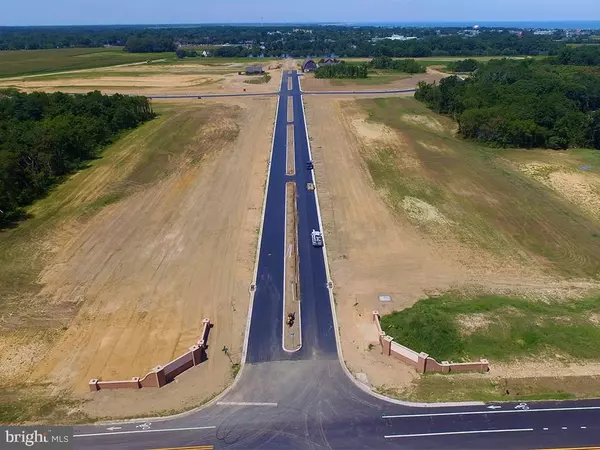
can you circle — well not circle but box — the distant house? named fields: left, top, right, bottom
left=302, top=59, right=318, bottom=72
left=245, top=65, right=264, bottom=75
left=321, top=57, right=340, bottom=65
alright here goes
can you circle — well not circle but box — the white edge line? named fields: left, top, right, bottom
left=298, top=73, right=483, bottom=409
left=74, top=426, right=216, bottom=438
left=384, top=428, right=534, bottom=439
left=282, top=79, right=302, bottom=354
left=382, top=405, right=600, bottom=419
left=90, top=69, right=284, bottom=428
left=216, top=401, right=278, bottom=406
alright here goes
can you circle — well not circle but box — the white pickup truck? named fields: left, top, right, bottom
left=311, top=229, right=324, bottom=247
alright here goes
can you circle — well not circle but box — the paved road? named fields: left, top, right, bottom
left=73, top=71, right=600, bottom=450
left=147, top=88, right=416, bottom=99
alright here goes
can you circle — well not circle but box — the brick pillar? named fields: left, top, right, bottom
left=189, top=345, right=202, bottom=366
left=481, top=359, right=490, bottom=372
left=441, top=361, right=451, bottom=374
left=131, top=377, right=141, bottom=388
left=201, top=318, right=211, bottom=341
left=381, top=335, right=393, bottom=356
left=88, top=379, right=99, bottom=392
left=417, top=352, right=429, bottom=373
left=154, top=366, right=167, bottom=387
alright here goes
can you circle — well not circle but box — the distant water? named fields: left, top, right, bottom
left=347, top=21, right=600, bottom=29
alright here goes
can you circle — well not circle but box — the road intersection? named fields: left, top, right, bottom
left=73, top=71, right=600, bottom=450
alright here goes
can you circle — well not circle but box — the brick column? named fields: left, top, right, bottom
left=381, top=335, right=393, bottom=356
left=88, top=379, right=99, bottom=392
left=441, top=361, right=451, bottom=374
left=417, top=352, right=429, bottom=373
left=153, top=365, right=167, bottom=387
left=189, top=345, right=203, bottom=366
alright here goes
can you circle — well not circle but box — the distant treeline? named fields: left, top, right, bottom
left=369, top=57, right=426, bottom=73
left=1, top=25, right=595, bottom=58
left=554, top=45, right=600, bottom=66
left=124, top=36, right=176, bottom=53
left=0, top=90, right=155, bottom=225
left=315, top=62, right=368, bottom=79
left=415, top=59, right=600, bottom=150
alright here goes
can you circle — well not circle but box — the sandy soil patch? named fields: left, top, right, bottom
left=518, top=162, right=600, bottom=220
left=402, top=196, right=451, bottom=225
left=401, top=114, right=445, bottom=132
left=351, top=118, right=393, bottom=141
left=456, top=313, right=491, bottom=336
left=1, top=97, right=276, bottom=419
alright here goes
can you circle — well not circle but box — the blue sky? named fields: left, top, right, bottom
left=2, top=0, right=599, bottom=26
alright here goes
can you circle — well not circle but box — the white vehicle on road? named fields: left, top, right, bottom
left=311, top=229, right=323, bottom=247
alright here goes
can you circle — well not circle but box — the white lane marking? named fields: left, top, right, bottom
left=581, top=426, right=587, bottom=429
left=74, top=426, right=216, bottom=438
left=562, top=427, right=568, bottom=430
left=216, top=401, right=278, bottom=407
left=382, top=405, right=600, bottom=419
left=543, top=428, right=549, bottom=431
left=384, top=428, right=534, bottom=439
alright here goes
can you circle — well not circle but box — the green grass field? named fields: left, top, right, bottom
left=359, top=97, right=600, bottom=278
left=0, top=47, right=176, bottom=78
left=330, top=69, right=411, bottom=86
left=381, top=293, right=600, bottom=362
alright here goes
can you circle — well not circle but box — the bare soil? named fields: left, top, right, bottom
left=0, top=96, right=276, bottom=421
left=0, top=62, right=282, bottom=95
left=287, top=125, right=295, bottom=175
left=284, top=182, right=301, bottom=352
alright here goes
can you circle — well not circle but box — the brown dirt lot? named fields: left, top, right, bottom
left=0, top=96, right=276, bottom=421
left=304, top=95, right=600, bottom=395
left=0, top=62, right=282, bottom=95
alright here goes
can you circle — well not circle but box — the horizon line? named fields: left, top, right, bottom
left=2, top=19, right=600, bottom=28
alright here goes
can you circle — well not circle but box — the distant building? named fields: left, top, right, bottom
left=302, top=59, right=318, bottom=72
left=320, top=57, right=340, bottom=65
left=245, top=65, right=264, bottom=74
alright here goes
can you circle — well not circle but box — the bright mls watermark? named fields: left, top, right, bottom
left=2, top=427, right=72, bottom=449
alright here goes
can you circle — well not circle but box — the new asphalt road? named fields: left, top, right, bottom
left=73, top=71, right=600, bottom=450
